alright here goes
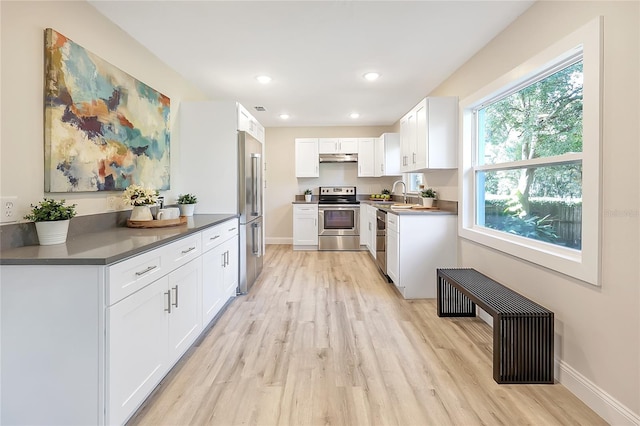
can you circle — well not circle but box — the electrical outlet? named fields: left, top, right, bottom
left=107, top=196, right=119, bottom=211
left=1, top=196, right=18, bottom=223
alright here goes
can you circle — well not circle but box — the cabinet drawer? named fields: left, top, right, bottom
left=387, top=213, right=399, bottom=232
left=162, top=234, right=201, bottom=272
left=294, top=205, right=318, bottom=217
left=107, top=248, right=165, bottom=306
left=201, top=219, right=238, bottom=252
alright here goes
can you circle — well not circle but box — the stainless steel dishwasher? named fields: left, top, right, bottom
left=375, top=208, right=391, bottom=281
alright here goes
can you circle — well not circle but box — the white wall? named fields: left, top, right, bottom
left=0, top=1, right=207, bottom=220
left=265, top=126, right=396, bottom=243
left=429, top=1, right=639, bottom=423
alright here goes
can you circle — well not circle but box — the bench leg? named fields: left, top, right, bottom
left=437, top=274, right=476, bottom=317
left=494, top=314, right=555, bottom=384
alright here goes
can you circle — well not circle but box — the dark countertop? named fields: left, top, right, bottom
left=0, top=214, right=237, bottom=266
left=360, top=200, right=458, bottom=216
left=292, top=200, right=319, bottom=204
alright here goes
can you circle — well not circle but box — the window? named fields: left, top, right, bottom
left=460, top=18, right=602, bottom=285
left=406, top=173, right=424, bottom=193
left=476, top=59, right=583, bottom=250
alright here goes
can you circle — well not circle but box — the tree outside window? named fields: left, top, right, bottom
left=475, top=60, right=583, bottom=249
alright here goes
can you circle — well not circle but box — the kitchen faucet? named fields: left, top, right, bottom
left=391, top=180, right=407, bottom=204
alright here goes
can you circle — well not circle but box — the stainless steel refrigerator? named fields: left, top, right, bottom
left=238, top=131, right=263, bottom=294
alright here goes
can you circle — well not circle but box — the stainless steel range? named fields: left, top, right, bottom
left=318, top=186, right=360, bottom=251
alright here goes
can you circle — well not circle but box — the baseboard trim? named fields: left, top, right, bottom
left=476, top=307, right=638, bottom=425
left=556, top=359, right=640, bottom=425
left=265, top=237, right=292, bottom=245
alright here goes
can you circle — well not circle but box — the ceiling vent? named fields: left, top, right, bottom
left=254, top=106, right=266, bottom=112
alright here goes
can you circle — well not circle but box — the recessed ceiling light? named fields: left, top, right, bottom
left=256, top=75, right=272, bottom=84
left=279, top=114, right=290, bottom=120
left=363, top=72, right=380, bottom=81
left=350, top=112, right=360, bottom=119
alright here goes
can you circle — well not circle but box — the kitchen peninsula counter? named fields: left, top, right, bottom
left=360, top=199, right=458, bottom=216
left=0, top=214, right=237, bottom=266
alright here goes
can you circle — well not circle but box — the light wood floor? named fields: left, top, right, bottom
left=128, top=245, right=606, bottom=426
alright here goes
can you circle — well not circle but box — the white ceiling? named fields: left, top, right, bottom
left=89, top=1, right=534, bottom=128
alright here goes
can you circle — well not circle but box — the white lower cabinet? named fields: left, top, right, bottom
left=108, top=276, right=170, bottom=426
left=107, top=246, right=203, bottom=425
left=293, top=204, right=318, bottom=249
left=386, top=212, right=457, bottom=299
left=222, top=235, right=239, bottom=297
left=202, top=221, right=239, bottom=326
left=387, top=214, right=400, bottom=285
left=167, top=259, right=202, bottom=360
left=360, top=203, right=377, bottom=257
left=0, top=218, right=239, bottom=426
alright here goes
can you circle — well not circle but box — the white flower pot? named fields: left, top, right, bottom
left=179, top=203, right=196, bottom=217
left=35, top=219, right=70, bottom=245
left=130, top=205, right=153, bottom=221
left=422, top=197, right=435, bottom=208
left=305, top=194, right=312, bottom=202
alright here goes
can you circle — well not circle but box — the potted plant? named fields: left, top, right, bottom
left=303, top=189, right=312, bottom=202
left=420, top=188, right=437, bottom=207
left=24, top=198, right=77, bottom=245
left=381, top=188, right=391, bottom=201
left=122, top=184, right=158, bottom=221
left=177, top=193, right=198, bottom=216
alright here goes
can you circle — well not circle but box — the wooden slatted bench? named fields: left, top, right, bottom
left=437, top=268, right=554, bottom=384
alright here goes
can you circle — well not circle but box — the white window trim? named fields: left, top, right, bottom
left=459, top=17, right=602, bottom=285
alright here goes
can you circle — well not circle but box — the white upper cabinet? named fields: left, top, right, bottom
left=375, top=133, right=401, bottom=177
left=237, top=103, right=265, bottom=143
left=400, top=97, right=458, bottom=171
left=318, top=138, right=359, bottom=154
left=295, top=138, right=319, bottom=177
left=357, top=137, right=376, bottom=177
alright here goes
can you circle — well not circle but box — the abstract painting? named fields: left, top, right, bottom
left=44, top=28, right=170, bottom=192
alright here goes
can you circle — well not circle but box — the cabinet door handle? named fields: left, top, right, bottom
left=172, top=285, right=179, bottom=308
left=135, top=265, right=157, bottom=276
left=221, top=252, right=226, bottom=267
left=164, top=290, right=171, bottom=314
left=412, top=152, right=416, bottom=163
left=210, top=235, right=221, bottom=241
left=228, top=227, right=237, bottom=232
left=225, top=251, right=230, bottom=266
left=181, top=246, right=196, bottom=254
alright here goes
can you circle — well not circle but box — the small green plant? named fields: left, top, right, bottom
left=420, top=188, right=436, bottom=198
left=381, top=189, right=391, bottom=195
left=304, top=189, right=312, bottom=195
left=24, top=198, right=77, bottom=222
left=177, top=193, right=198, bottom=204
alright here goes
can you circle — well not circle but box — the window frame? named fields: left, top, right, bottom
left=459, top=17, right=602, bottom=285
left=404, top=172, right=424, bottom=194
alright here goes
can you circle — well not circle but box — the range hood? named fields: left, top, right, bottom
left=319, top=153, right=358, bottom=163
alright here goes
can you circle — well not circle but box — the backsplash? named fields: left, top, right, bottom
left=0, top=211, right=131, bottom=250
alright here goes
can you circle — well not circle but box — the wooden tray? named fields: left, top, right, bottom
left=410, top=206, right=440, bottom=210
left=127, top=216, right=187, bottom=228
